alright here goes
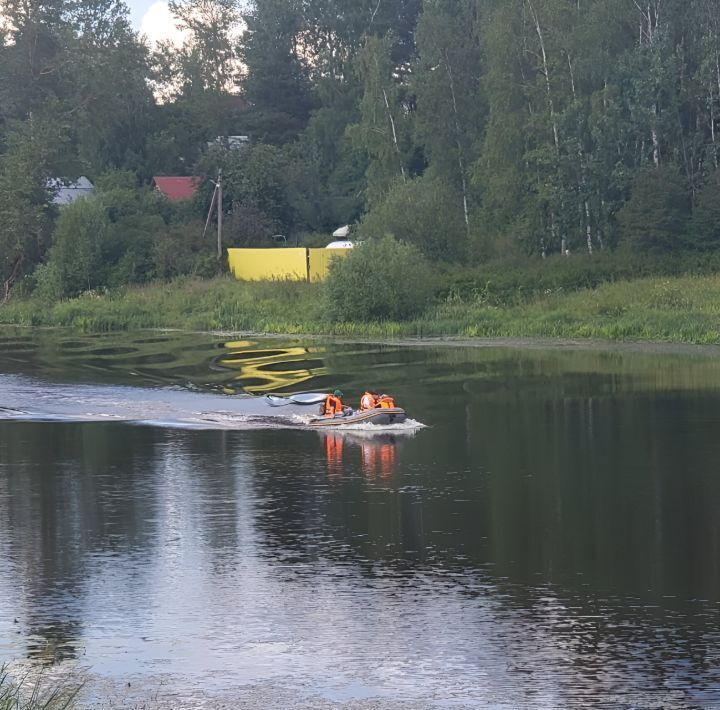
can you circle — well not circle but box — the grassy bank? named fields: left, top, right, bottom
left=1, top=274, right=720, bottom=344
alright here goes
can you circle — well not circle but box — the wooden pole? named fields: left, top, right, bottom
left=202, top=183, right=218, bottom=241
left=217, top=169, right=223, bottom=260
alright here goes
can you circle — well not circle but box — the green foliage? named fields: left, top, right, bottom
left=153, top=221, right=221, bottom=279
left=0, top=116, right=66, bottom=301
left=6, top=268, right=720, bottom=345
left=240, top=0, right=316, bottom=144
left=36, top=179, right=216, bottom=299
left=617, top=168, right=691, bottom=252
left=199, top=144, right=294, bottom=235
left=5, top=0, right=720, bottom=302
left=359, top=175, right=468, bottom=262
left=441, top=249, right=720, bottom=307
left=348, top=36, right=414, bottom=207
left=165, top=0, right=242, bottom=94
left=689, top=170, right=720, bottom=251
left=324, top=235, right=436, bottom=322
left=37, top=198, right=109, bottom=299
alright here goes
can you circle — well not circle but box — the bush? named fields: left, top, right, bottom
left=38, top=197, right=109, bottom=299
left=153, top=221, right=218, bottom=280
left=440, top=249, right=720, bottom=306
left=324, top=236, right=436, bottom=321
left=359, top=175, right=468, bottom=262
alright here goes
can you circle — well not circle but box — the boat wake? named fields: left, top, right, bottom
left=0, top=375, right=425, bottom=433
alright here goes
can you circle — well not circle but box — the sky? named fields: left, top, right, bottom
left=126, top=0, right=183, bottom=45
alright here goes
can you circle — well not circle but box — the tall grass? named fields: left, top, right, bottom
left=0, top=665, right=80, bottom=710
left=2, top=273, right=720, bottom=344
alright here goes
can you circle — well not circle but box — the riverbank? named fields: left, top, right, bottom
left=1, top=274, right=720, bottom=344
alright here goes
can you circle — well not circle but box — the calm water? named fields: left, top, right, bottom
left=2, top=329, right=720, bottom=708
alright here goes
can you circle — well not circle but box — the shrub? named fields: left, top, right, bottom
left=439, top=249, right=720, bottom=307
left=39, top=197, right=109, bottom=299
left=359, top=175, right=468, bottom=262
left=152, top=221, right=218, bottom=280
left=324, top=236, right=436, bottom=322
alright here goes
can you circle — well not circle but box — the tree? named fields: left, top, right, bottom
left=360, top=175, right=468, bottom=262
left=474, top=1, right=532, bottom=252
left=163, top=0, right=242, bottom=94
left=414, top=0, right=485, bottom=235
left=348, top=36, right=414, bottom=207
left=70, top=0, right=155, bottom=173
left=37, top=198, right=109, bottom=298
left=0, top=0, right=73, bottom=123
left=689, top=171, right=720, bottom=250
left=617, top=168, right=691, bottom=252
left=0, top=117, right=67, bottom=302
left=240, top=0, right=315, bottom=143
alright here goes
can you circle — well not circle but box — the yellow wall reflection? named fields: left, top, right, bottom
left=213, top=340, right=328, bottom=394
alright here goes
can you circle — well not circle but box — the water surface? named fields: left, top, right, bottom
left=1, top=329, right=720, bottom=708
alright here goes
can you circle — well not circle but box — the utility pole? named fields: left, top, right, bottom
left=216, top=169, right=223, bottom=260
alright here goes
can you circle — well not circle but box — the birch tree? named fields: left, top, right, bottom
left=415, top=0, right=484, bottom=235
left=349, top=36, right=412, bottom=207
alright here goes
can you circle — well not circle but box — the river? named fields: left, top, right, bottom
left=1, top=329, right=720, bottom=708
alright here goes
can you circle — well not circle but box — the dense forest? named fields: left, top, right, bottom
left=2, top=0, right=720, bottom=302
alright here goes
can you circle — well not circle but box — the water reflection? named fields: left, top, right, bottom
left=0, top=330, right=334, bottom=396
left=26, top=621, right=80, bottom=666
left=358, top=435, right=396, bottom=480
left=212, top=340, right=329, bottom=394
left=320, top=432, right=401, bottom=482
left=5, top=333, right=720, bottom=705
left=323, top=432, right=345, bottom=480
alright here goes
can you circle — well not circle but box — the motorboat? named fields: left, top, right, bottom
left=264, top=392, right=407, bottom=427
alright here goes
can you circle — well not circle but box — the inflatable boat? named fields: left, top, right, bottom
left=264, top=392, right=407, bottom=427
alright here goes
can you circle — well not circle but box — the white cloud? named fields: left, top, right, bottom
left=139, top=1, right=188, bottom=47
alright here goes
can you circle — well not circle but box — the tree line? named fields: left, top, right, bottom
left=2, top=0, right=720, bottom=300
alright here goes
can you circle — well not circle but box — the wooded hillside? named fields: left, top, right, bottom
left=2, top=0, right=720, bottom=299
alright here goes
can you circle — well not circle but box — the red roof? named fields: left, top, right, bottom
left=153, top=176, right=200, bottom=202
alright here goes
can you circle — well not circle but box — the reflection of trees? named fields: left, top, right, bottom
left=26, top=621, right=81, bottom=665
left=248, top=431, right=430, bottom=568
left=0, top=420, right=246, bottom=666
left=465, top=394, right=720, bottom=602
left=0, top=421, right=162, bottom=663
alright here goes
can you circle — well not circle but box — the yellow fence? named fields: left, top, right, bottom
left=227, top=248, right=349, bottom=282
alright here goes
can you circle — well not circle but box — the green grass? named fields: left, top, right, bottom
left=2, top=273, right=720, bottom=344
left=0, top=665, right=80, bottom=710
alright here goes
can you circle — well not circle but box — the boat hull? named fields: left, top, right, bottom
left=262, top=394, right=407, bottom=428
left=308, top=407, right=406, bottom=428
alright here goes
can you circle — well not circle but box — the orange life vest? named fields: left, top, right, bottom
left=324, top=394, right=344, bottom=417
left=377, top=395, right=395, bottom=409
left=360, top=392, right=377, bottom=411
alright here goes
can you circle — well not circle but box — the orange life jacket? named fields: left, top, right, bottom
left=377, top=395, right=395, bottom=409
left=324, top=394, right=344, bottom=417
left=360, top=392, right=377, bottom=411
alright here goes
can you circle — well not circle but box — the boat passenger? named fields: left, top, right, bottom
left=376, top=394, right=396, bottom=409
left=324, top=389, right=350, bottom=417
left=360, top=390, right=379, bottom=411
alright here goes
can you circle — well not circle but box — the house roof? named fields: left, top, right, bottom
left=153, top=176, right=200, bottom=202
left=47, top=176, right=95, bottom=205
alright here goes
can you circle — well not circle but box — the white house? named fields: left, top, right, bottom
left=47, top=177, right=95, bottom=206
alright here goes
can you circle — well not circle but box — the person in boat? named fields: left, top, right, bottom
left=376, top=393, right=396, bottom=409
left=360, top=390, right=380, bottom=411
left=324, top=389, right=352, bottom=417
